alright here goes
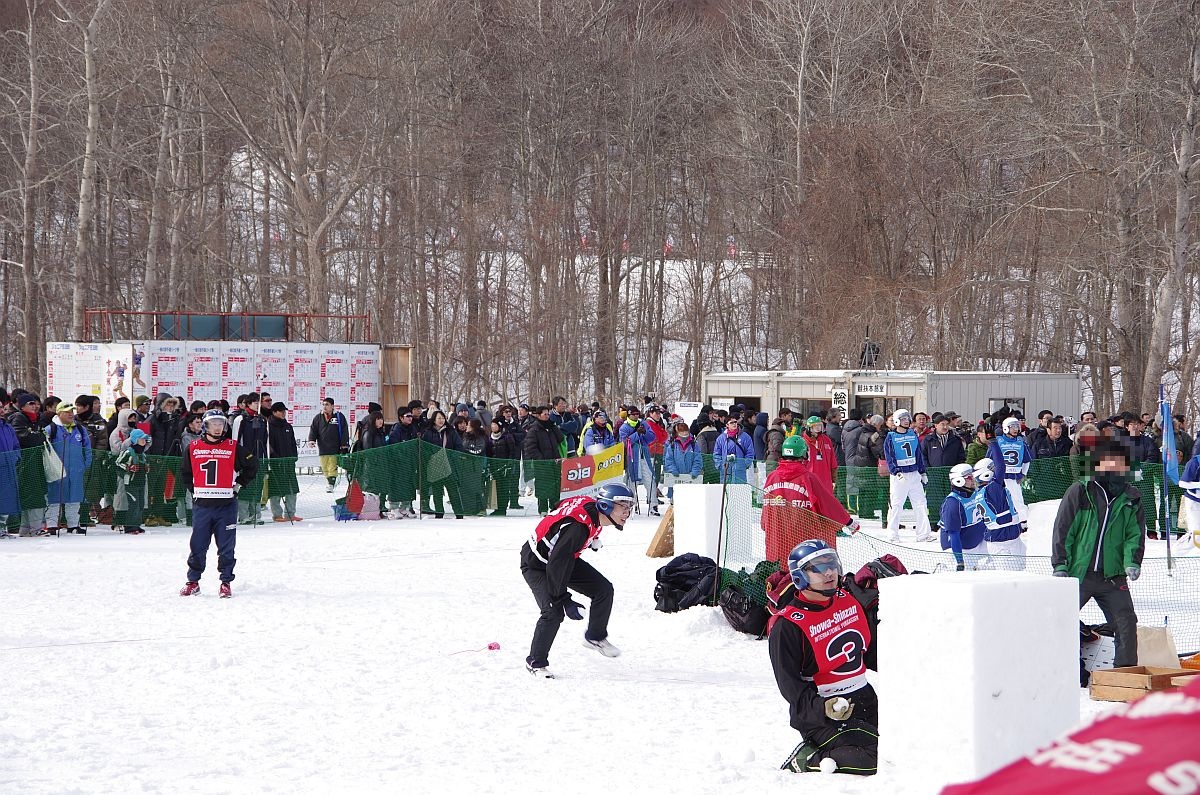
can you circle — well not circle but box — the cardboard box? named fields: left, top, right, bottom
left=1089, top=666, right=1200, bottom=702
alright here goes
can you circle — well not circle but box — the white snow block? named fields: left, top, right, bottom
left=671, top=484, right=724, bottom=559
left=878, top=571, right=1079, bottom=786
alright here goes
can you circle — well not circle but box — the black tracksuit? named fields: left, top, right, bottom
left=768, top=584, right=879, bottom=775
left=520, top=504, right=614, bottom=666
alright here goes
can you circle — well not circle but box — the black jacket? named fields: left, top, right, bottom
left=523, top=419, right=564, bottom=460
left=768, top=582, right=878, bottom=734
left=422, top=425, right=464, bottom=452
left=489, top=430, right=519, bottom=460
left=920, top=431, right=966, bottom=468
left=1030, top=433, right=1072, bottom=459
left=361, top=424, right=388, bottom=450
left=232, top=410, right=268, bottom=457
left=308, top=411, right=349, bottom=456
left=266, top=415, right=299, bottom=458
left=387, top=420, right=420, bottom=444
left=149, top=410, right=184, bottom=457
left=9, top=409, right=47, bottom=449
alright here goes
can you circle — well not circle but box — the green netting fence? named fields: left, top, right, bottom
left=714, top=459, right=1200, bottom=656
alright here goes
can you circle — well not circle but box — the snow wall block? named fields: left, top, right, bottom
left=878, top=571, right=1079, bottom=786
left=672, top=483, right=754, bottom=561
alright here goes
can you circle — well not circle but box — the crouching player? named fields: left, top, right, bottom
left=768, top=540, right=878, bottom=775
left=939, top=463, right=991, bottom=571
left=972, top=457, right=1028, bottom=570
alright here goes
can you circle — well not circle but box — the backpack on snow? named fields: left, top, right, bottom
left=653, top=553, right=718, bottom=613
left=718, top=560, right=781, bottom=637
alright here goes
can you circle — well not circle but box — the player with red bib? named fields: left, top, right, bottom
left=178, top=410, right=259, bottom=598
left=768, top=539, right=878, bottom=775
left=520, top=483, right=635, bottom=678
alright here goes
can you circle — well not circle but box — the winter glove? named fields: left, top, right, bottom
left=589, top=537, right=603, bottom=552
left=563, top=596, right=585, bottom=621
left=1125, top=565, right=1141, bottom=582
left=841, top=519, right=861, bottom=536
left=1020, top=520, right=1029, bottom=534
left=824, top=697, right=854, bottom=721
left=920, top=473, right=929, bottom=485
left=955, top=563, right=965, bottom=572
left=1053, top=569, right=1070, bottom=577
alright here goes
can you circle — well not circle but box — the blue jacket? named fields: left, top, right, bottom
left=988, top=434, right=1034, bottom=482
left=0, top=417, right=20, bottom=516
left=713, top=430, right=754, bottom=483
left=939, top=489, right=988, bottom=564
left=46, top=419, right=93, bottom=505
left=1180, top=454, right=1200, bottom=504
left=663, top=436, right=703, bottom=479
left=582, top=423, right=617, bottom=453
left=883, top=428, right=926, bottom=475
left=752, top=412, right=770, bottom=460
left=977, top=480, right=1021, bottom=541
left=619, top=419, right=656, bottom=484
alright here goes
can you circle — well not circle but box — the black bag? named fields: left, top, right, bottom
left=719, top=584, right=769, bottom=637
left=653, top=553, right=718, bottom=613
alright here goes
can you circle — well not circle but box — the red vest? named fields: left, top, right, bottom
left=528, top=496, right=602, bottom=562
left=773, top=589, right=871, bottom=697
left=190, top=438, right=238, bottom=498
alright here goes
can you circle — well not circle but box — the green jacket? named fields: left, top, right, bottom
left=965, top=440, right=989, bottom=466
left=1051, top=479, right=1145, bottom=580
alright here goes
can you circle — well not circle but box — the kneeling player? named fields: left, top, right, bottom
left=519, top=483, right=635, bottom=678
left=939, top=464, right=991, bottom=570
left=768, top=540, right=878, bottom=775
left=178, top=410, right=258, bottom=598
left=972, top=458, right=1028, bottom=570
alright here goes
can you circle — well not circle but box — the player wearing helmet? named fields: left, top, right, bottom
left=972, top=458, right=1028, bottom=570
left=761, top=435, right=860, bottom=562
left=519, top=483, right=635, bottom=678
left=177, top=410, right=259, bottom=598
left=768, top=540, right=878, bottom=775
left=938, top=464, right=992, bottom=570
left=987, top=416, right=1035, bottom=522
left=883, top=409, right=932, bottom=543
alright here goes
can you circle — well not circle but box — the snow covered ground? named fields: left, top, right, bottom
left=0, top=505, right=1141, bottom=794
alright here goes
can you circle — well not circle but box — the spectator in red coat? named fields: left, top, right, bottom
left=801, top=416, right=838, bottom=491
left=762, top=436, right=859, bottom=563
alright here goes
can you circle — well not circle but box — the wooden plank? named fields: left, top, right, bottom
left=1089, top=683, right=1146, bottom=703
left=645, top=504, right=674, bottom=558
left=1090, top=666, right=1200, bottom=690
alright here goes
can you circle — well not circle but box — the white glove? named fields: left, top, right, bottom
left=589, top=537, right=603, bottom=552
left=843, top=519, right=861, bottom=535
left=824, top=697, right=854, bottom=721
left=921, top=473, right=929, bottom=485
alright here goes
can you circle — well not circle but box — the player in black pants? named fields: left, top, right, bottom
left=520, top=483, right=635, bottom=678
left=178, top=410, right=258, bottom=598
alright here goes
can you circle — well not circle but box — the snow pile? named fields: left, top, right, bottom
left=0, top=513, right=1119, bottom=794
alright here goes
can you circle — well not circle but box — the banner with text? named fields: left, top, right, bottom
left=559, top=445, right=626, bottom=498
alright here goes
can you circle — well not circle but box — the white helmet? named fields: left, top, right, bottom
left=949, top=463, right=975, bottom=489
left=972, top=457, right=995, bottom=484
left=1001, top=417, right=1021, bottom=435
left=892, top=409, right=912, bottom=427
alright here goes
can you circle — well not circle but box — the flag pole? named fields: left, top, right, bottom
left=1161, top=385, right=1174, bottom=574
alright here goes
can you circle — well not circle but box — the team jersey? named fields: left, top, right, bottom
left=995, top=435, right=1030, bottom=475
left=527, top=496, right=602, bottom=563
left=939, top=489, right=990, bottom=554
left=772, top=589, right=872, bottom=697
left=189, top=438, right=239, bottom=499
left=888, top=429, right=920, bottom=469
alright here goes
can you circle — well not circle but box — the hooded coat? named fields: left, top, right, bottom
left=46, top=414, right=93, bottom=505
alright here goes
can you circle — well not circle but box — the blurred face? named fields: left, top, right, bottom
left=434, top=414, right=446, bottom=428
left=490, top=421, right=501, bottom=434
left=555, top=399, right=567, bottom=412
left=1081, top=412, right=1096, bottom=424
left=1048, top=422, right=1063, bottom=439
left=913, top=413, right=928, bottom=431
left=726, top=419, right=739, bottom=434
left=935, top=419, right=950, bottom=434
left=1096, top=455, right=1129, bottom=474
left=537, top=409, right=550, bottom=421
left=375, top=416, right=384, bottom=428
left=324, top=402, right=334, bottom=415
left=400, top=413, right=413, bottom=424
left=802, top=561, right=840, bottom=594
left=808, top=422, right=825, bottom=435
left=607, top=500, right=632, bottom=525
left=1128, top=419, right=1144, bottom=435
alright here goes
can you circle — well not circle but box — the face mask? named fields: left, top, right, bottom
left=1096, top=470, right=1133, bottom=491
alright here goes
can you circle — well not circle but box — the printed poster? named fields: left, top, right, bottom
left=185, top=342, right=221, bottom=405
left=287, top=344, right=321, bottom=426
left=145, top=341, right=187, bottom=402
left=219, top=343, right=255, bottom=404
left=559, top=445, right=626, bottom=499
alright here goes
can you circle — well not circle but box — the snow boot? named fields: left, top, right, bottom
left=526, top=657, right=555, bottom=679
left=219, top=582, right=232, bottom=599
left=780, top=740, right=820, bottom=772
left=583, top=637, right=621, bottom=658
left=180, top=581, right=200, bottom=596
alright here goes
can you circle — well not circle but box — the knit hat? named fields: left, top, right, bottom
left=368, top=402, right=383, bottom=414
left=17, top=393, right=39, bottom=409
left=455, top=403, right=470, bottom=413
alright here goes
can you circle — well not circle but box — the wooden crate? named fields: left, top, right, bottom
left=1089, top=666, right=1200, bottom=702
left=645, top=504, right=674, bottom=558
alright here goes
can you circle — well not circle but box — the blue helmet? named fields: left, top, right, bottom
left=594, top=483, right=636, bottom=520
left=787, top=539, right=843, bottom=592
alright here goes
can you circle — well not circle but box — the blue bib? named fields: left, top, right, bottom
left=997, top=436, right=1027, bottom=474
left=889, top=430, right=918, bottom=467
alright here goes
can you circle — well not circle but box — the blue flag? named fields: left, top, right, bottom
left=1161, top=389, right=1179, bottom=485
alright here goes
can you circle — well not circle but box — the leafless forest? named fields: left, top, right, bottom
left=2, top=0, right=1199, bottom=414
